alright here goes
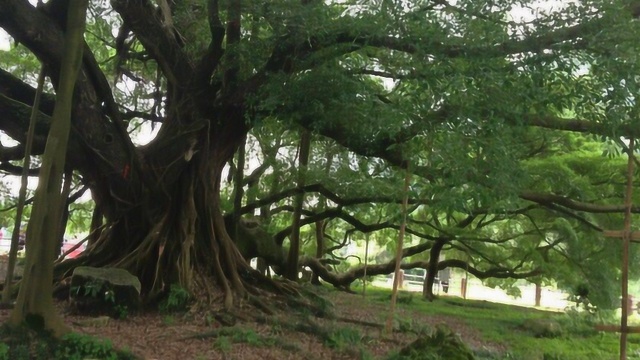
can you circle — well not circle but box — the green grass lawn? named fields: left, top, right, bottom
left=362, top=286, right=640, bottom=360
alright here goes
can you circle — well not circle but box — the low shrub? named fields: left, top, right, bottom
left=0, top=325, right=137, bottom=360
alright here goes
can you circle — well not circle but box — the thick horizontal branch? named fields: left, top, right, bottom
left=241, top=183, right=426, bottom=216
left=0, top=68, right=56, bottom=114
left=520, top=191, right=639, bottom=213
left=272, top=205, right=436, bottom=245
left=301, top=252, right=542, bottom=289
left=0, top=143, right=29, bottom=162
left=439, top=259, right=542, bottom=280
left=521, top=114, right=640, bottom=138
left=0, top=94, right=50, bottom=153
left=0, top=162, right=40, bottom=176
left=120, top=110, right=164, bottom=123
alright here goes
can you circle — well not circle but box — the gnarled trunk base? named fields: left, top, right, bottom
left=55, top=155, right=297, bottom=312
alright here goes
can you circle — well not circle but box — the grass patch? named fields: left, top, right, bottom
left=190, top=326, right=301, bottom=353
left=366, top=287, right=638, bottom=360
left=325, top=326, right=363, bottom=350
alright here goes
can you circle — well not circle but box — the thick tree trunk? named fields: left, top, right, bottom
left=535, top=282, right=542, bottom=307
left=311, top=148, right=333, bottom=285
left=423, top=240, right=446, bottom=301
left=53, top=118, right=291, bottom=311
left=88, top=203, right=103, bottom=246
left=10, top=1, right=87, bottom=336
left=285, top=129, right=311, bottom=280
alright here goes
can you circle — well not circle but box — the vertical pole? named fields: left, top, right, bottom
left=461, top=278, right=467, bottom=299
left=363, top=232, right=370, bottom=299
left=385, top=164, right=411, bottom=334
left=621, top=137, right=635, bottom=360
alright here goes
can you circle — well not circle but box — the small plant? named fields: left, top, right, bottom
left=11, top=344, right=29, bottom=359
left=72, top=280, right=131, bottom=319
left=205, top=314, right=215, bottom=326
left=474, top=349, right=517, bottom=360
left=212, top=327, right=282, bottom=349
left=231, top=328, right=262, bottom=346
left=396, top=316, right=431, bottom=335
left=325, top=326, right=363, bottom=351
left=0, top=325, right=137, bottom=360
left=358, top=347, right=374, bottom=360
left=72, top=279, right=106, bottom=299
left=113, top=304, right=129, bottom=319
left=558, top=306, right=610, bottom=337
left=213, top=336, right=232, bottom=353
left=543, top=354, right=568, bottom=360
left=269, top=323, right=283, bottom=336
left=162, top=315, right=176, bottom=326
left=55, top=333, right=135, bottom=360
left=0, top=342, right=9, bottom=360
left=159, top=284, right=191, bottom=313
left=389, top=325, right=476, bottom=360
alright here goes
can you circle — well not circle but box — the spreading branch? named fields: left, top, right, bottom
left=110, top=0, right=193, bottom=86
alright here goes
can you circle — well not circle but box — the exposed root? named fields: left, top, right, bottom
left=247, top=295, right=275, bottom=315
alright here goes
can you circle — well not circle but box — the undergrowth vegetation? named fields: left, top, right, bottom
left=4, top=286, right=640, bottom=359
left=0, top=325, right=137, bottom=360
left=365, top=287, right=640, bottom=359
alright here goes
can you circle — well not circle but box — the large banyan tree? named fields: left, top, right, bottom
left=1, top=0, right=640, bottom=319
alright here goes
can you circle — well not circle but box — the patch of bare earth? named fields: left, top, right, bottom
left=0, top=286, right=507, bottom=360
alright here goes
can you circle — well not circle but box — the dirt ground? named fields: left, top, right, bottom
left=0, top=289, right=505, bottom=360
left=0, top=255, right=505, bottom=359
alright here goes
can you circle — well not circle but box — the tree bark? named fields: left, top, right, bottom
left=285, top=129, right=311, bottom=280
left=232, top=136, right=246, bottom=239
left=311, top=220, right=324, bottom=285
left=1, top=66, right=46, bottom=305
left=9, top=1, right=87, bottom=336
left=385, top=166, right=411, bottom=333
left=311, top=147, right=333, bottom=285
left=423, top=239, right=447, bottom=301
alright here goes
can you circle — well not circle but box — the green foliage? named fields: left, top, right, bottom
left=55, top=333, right=131, bottom=360
left=71, top=279, right=104, bottom=299
left=228, top=328, right=263, bottom=346
left=162, top=315, right=175, bottom=326
left=324, top=326, right=363, bottom=350
left=211, top=326, right=297, bottom=351
left=0, top=325, right=137, bottom=360
left=395, top=316, right=431, bottom=335
left=558, top=306, right=612, bottom=337
left=159, top=284, right=191, bottom=313
left=71, top=279, right=129, bottom=319
left=0, top=343, right=8, bottom=360
left=113, top=304, right=129, bottom=320
left=473, top=349, right=516, bottom=360
left=521, top=318, right=563, bottom=338
left=213, top=336, right=232, bottom=353
left=379, top=292, right=415, bottom=305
